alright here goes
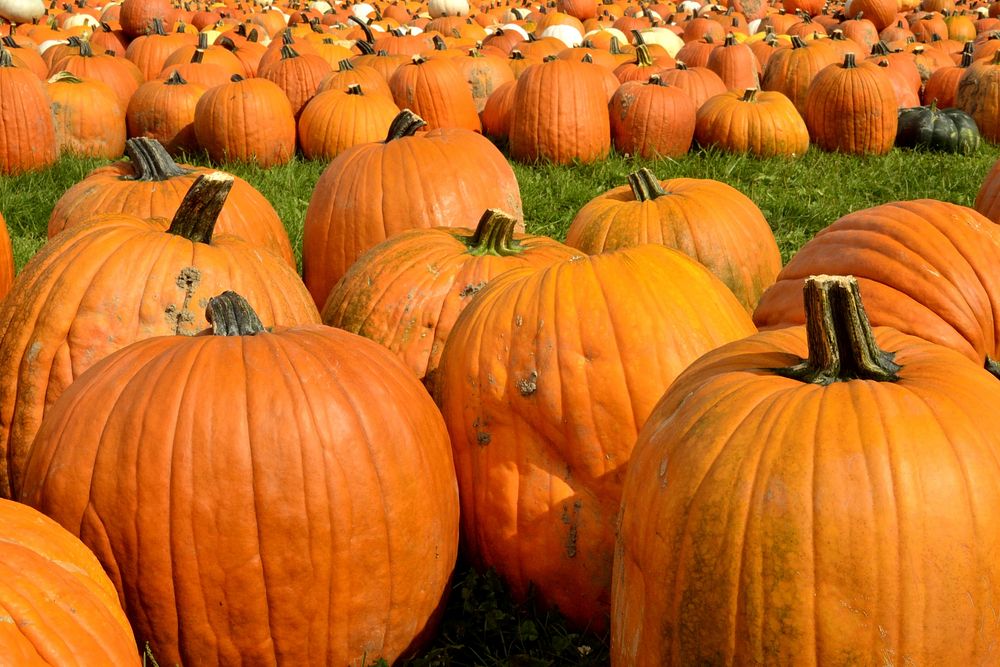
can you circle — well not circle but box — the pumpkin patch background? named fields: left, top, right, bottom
left=3, top=0, right=1000, bottom=663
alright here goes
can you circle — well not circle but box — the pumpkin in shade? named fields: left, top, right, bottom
left=297, top=84, right=400, bottom=161
left=48, top=137, right=295, bottom=268
left=804, top=52, right=898, bottom=154
left=303, top=109, right=523, bottom=309
left=0, top=173, right=320, bottom=499
left=435, top=243, right=756, bottom=632
left=508, top=56, right=611, bottom=164
left=480, top=79, right=517, bottom=139
left=895, top=102, right=980, bottom=153
left=0, top=47, right=57, bottom=175
left=609, top=76, right=696, bottom=158
left=753, top=200, right=1000, bottom=375
left=19, top=291, right=458, bottom=666
left=566, top=168, right=781, bottom=312
left=696, top=87, right=809, bottom=157
left=957, top=51, right=1000, bottom=143
left=194, top=75, right=296, bottom=168
left=614, top=275, right=1000, bottom=666
left=46, top=71, right=126, bottom=159
left=126, top=71, right=206, bottom=156
left=322, top=209, right=579, bottom=391
left=0, top=498, right=140, bottom=665
left=0, top=212, right=13, bottom=302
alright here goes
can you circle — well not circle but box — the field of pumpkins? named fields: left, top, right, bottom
left=6, top=0, right=1000, bottom=663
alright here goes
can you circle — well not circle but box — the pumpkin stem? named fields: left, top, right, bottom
left=635, top=43, right=652, bottom=66
left=0, top=47, right=12, bottom=68
left=206, top=291, right=266, bottom=336
left=47, top=70, right=82, bottom=83
left=347, top=83, right=363, bottom=95
left=628, top=168, right=667, bottom=201
left=164, top=69, right=188, bottom=85
left=280, top=44, right=299, bottom=59
left=961, top=40, right=973, bottom=67
left=465, top=209, right=523, bottom=256
left=985, top=356, right=1000, bottom=380
left=123, top=137, right=192, bottom=181
left=166, top=172, right=234, bottom=244
left=385, top=109, right=427, bottom=141
left=842, top=52, right=857, bottom=68
left=356, top=39, right=375, bottom=54
left=348, top=15, right=375, bottom=44
left=338, top=58, right=354, bottom=71
left=741, top=87, right=758, bottom=102
left=774, top=275, right=901, bottom=385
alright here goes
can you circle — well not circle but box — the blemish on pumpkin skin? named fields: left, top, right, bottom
left=459, top=281, right=487, bottom=298
left=561, top=500, right=582, bottom=558
left=166, top=267, right=201, bottom=335
left=516, top=370, right=538, bottom=396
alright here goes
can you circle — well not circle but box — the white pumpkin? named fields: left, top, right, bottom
left=351, top=3, right=376, bottom=21
left=0, top=0, right=44, bottom=23
left=634, top=27, right=684, bottom=56
left=428, top=0, right=470, bottom=17
left=677, top=0, right=702, bottom=12
left=309, top=0, right=333, bottom=13
left=500, top=22, right=530, bottom=40
left=540, top=23, right=583, bottom=48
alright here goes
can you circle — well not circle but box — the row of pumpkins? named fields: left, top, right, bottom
left=4, top=0, right=1000, bottom=170
left=6, top=127, right=1000, bottom=664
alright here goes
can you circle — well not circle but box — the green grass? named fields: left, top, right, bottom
left=4, top=143, right=1000, bottom=666
left=3, top=145, right=999, bottom=271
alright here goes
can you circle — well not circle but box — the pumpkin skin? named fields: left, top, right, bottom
left=48, top=138, right=295, bottom=268
left=388, top=55, right=483, bottom=131
left=0, top=47, right=57, bottom=176
left=0, top=498, right=140, bottom=665
left=609, top=76, right=696, bottom=158
left=566, top=169, right=781, bottom=312
left=46, top=71, right=126, bottom=159
left=435, top=244, right=756, bottom=631
left=508, top=57, right=612, bottom=164
left=126, top=71, right=206, bottom=156
left=695, top=87, right=810, bottom=158
left=303, top=110, right=524, bottom=309
left=613, top=275, right=1000, bottom=666
left=753, top=200, right=1000, bottom=373
left=297, top=84, right=400, bottom=161
left=895, top=103, right=981, bottom=153
left=956, top=51, right=1000, bottom=143
left=322, top=209, right=579, bottom=391
left=193, top=75, right=297, bottom=168
left=0, top=174, right=320, bottom=499
left=19, top=292, right=459, bottom=666
left=0, top=212, right=12, bottom=301
left=805, top=52, right=898, bottom=154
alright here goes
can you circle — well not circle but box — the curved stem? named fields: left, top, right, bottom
left=628, top=168, right=667, bottom=201
left=206, top=291, right=266, bottom=336
left=166, top=172, right=233, bottom=244
left=123, top=138, right=191, bottom=181
left=774, top=275, right=901, bottom=385
left=384, top=109, right=427, bottom=141
left=465, top=209, right=523, bottom=256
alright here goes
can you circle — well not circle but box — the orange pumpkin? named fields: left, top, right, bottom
left=20, top=292, right=458, bottom=666
left=614, top=275, right=1000, bottom=665
left=0, top=47, right=57, bottom=175
left=435, top=244, right=756, bottom=631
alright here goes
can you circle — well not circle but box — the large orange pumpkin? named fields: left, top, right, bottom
left=614, top=275, right=1000, bottom=665
left=0, top=173, right=320, bottom=498
left=303, top=109, right=523, bottom=308
left=20, top=292, right=459, bottom=666
left=0, top=46, right=57, bottom=175
left=0, top=498, right=140, bottom=665
left=322, top=209, right=579, bottom=391
left=566, top=169, right=781, bottom=312
left=435, top=244, right=756, bottom=631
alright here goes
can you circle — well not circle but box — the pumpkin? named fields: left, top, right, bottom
left=435, top=243, right=756, bottom=631
left=480, top=78, right=518, bottom=139
left=48, top=137, right=295, bottom=268
left=126, top=71, right=206, bottom=156
left=123, top=18, right=193, bottom=81
left=119, top=0, right=176, bottom=38
left=655, top=61, right=728, bottom=110
left=0, top=46, right=57, bottom=175
left=193, top=74, right=297, bottom=167
left=706, top=32, right=762, bottom=92
left=46, top=71, right=126, bottom=159
left=388, top=55, right=482, bottom=131
left=0, top=212, right=13, bottom=301
left=754, top=199, right=1000, bottom=375
left=258, top=44, right=334, bottom=118
left=804, top=52, right=898, bottom=154
left=614, top=275, right=1000, bottom=666
left=0, top=498, right=140, bottom=665
left=761, top=34, right=839, bottom=115
left=0, top=0, right=44, bottom=23
left=695, top=87, right=810, bottom=157
left=298, top=84, right=400, bottom=161
left=0, top=173, right=320, bottom=499
left=48, top=40, right=144, bottom=110
left=19, top=291, right=458, bottom=666
left=508, top=56, right=611, bottom=164
left=895, top=102, right=981, bottom=153
left=922, top=41, right=973, bottom=107
left=609, top=76, right=696, bottom=158
left=957, top=50, right=1000, bottom=143
left=322, top=209, right=578, bottom=391
left=318, top=58, right=393, bottom=99
left=303, top=109, right=523, bottom=308
left=566, top=168, right=781, bottom=312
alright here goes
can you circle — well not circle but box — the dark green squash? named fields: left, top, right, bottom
left=896, top=102, right=981, bottom=154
